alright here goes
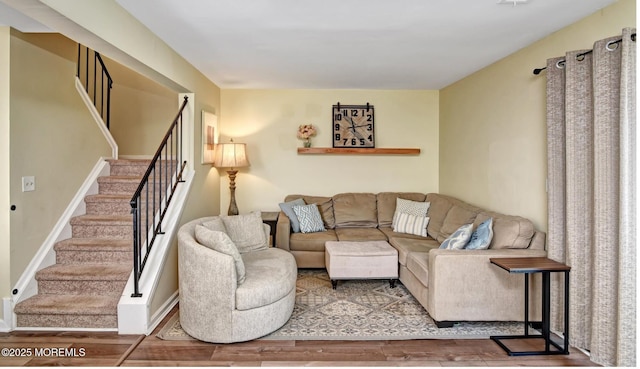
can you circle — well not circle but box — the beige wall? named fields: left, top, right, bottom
left=439, top=0, right=636, bottom=232
left=9, top=31, right=112, bottom=285
left=220, top=89, right=439, bottom=213
left=0, top=27, right=11, bottom=323
left=105, top=57, right=178, bottom=156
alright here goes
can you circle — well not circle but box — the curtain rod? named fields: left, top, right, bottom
left=532, top=33, right=636, bottom=75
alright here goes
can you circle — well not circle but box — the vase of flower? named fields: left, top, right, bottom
left=297, top=124, right=317, bottom=148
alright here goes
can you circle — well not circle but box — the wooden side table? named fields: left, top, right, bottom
left=489, top=257, right=570, bottom=356
left=261, top=211, right=279, bottom=247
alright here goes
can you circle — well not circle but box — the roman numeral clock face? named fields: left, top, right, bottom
left=332, top=104, right=375, bottom=148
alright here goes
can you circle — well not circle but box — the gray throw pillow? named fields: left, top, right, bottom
left=194, top=225, right=246, bottom=284
left=279, top=198, right=306, bottom=233
left=220, top=211, right=269, bottom=253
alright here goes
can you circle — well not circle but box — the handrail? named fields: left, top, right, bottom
left=129, top=96, right=189, bottom=297
left=76, top=44, right=113, bottom=129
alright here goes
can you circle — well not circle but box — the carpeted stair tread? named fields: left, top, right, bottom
left=85, top=194, right=131, bottom=202
left=70, top=214, right=131, bottom=225
left=97, top=175, right=142, bottom=183
left=54, top=238, right=131, bottom=251
left=14, top=294, right=120, bottom=315
left=36, top=263, right=131, bottom=281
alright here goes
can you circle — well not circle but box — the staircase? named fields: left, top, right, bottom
left=14, top=159, right=150, bottom=329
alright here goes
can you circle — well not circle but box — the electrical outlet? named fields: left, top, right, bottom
left=22, top=176, right=35, bottom=192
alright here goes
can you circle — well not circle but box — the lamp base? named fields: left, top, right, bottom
left=227, top=170, right=239, bottom=216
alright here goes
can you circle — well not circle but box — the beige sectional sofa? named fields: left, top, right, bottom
left=276, top=192, right=546, bottom=327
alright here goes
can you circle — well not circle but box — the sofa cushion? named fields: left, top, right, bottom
left=474, top=211, right=535, bottom=249
left=466, top=218, right=494, bottom=250
left=379, top=227, right=431, bottom=241
left=220, top=211, right=269, bottom=253
left=293, top=203, right=326, bottom=233
left=425, top=193, right=454, bottom=240
left=279, top=198, right=306, bottom=233
left=285, top=195, right=335, bottom=229
left=440, top=223, right=474, bottom=250
left=290, top=229, right=338, bottom=252
left=236, top=248, right=297, bottom=311
left=406, top=252, right=429, bottom=286
left=333, top=193, right=378, bottom=228
left=437, top=204, right=481, bottom=243
left=393, top=213, right=429, bottom=237
left=335, top=227, right=387, bottom=241
left=377, top=192, right=426, bottom=228
left=388, top=236, right=439, bottom=265
left=194, top=225, right=246, bottom=285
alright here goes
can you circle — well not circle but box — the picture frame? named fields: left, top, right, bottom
left=201, top=110, right=218, bottom=164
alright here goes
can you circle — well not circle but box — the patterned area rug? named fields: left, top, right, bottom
left=157, top=269, right=524, bottom=341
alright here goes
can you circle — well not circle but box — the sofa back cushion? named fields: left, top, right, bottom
left=425, top=193, right=453, bottom=240
left=376, top=192, right=426, bottom=228
left=333, top=193, right=378, bottom=228
left=436, top=200, right=482, bottom=243
left=474, top=211, right=535, bottom=249
left=285, top=195, right=335, bottom=229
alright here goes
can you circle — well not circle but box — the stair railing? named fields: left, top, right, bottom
left=130, top=96, right=189, bottom=297
left=77, top=44, right=113, bottom=129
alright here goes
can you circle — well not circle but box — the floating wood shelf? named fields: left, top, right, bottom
left=297, top=147, right=421, bottom=155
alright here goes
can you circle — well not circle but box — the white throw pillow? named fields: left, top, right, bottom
left=220, top=211, right=268, bottom=253
left=293, top=203, right=326, bottom=233
left=392, top=198, right=431, bottom=228
left=195, top=225, right=246, bottom=284
left=393, top=213, right=429, bottom=237
left=439, top=223, right=473, bottom=250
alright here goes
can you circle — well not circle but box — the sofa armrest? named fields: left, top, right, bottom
left=276, top=211, right=291, bottom=251
left=426, top=248, right=547, bottom=322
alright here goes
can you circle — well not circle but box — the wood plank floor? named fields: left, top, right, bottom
left=0, top=306, right=597, bottom=367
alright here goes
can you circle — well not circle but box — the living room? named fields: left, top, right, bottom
left=0, top=0, right=636, bottom=366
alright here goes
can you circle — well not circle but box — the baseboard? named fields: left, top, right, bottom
left=0, top=297, right=12, bottom=332
left=147, top=291, right=179, bottom=335
left=11, top=158, right=110, bottom=308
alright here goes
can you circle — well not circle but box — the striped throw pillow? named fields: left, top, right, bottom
left=393, top=213, right=429, bottom=237
left=392, top=198, right=431, bottom=229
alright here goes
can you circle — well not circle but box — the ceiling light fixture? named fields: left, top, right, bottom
left=497, top=0, right=529, bottom=6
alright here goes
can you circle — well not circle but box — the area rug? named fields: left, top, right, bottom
left=157, top=269, right=525, bottom=341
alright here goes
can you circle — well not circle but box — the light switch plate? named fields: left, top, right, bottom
left=22, top=176, right=35, bottom=192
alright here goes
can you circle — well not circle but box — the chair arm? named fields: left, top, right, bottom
left=178, top=236, right=237, bottom=338
left=276, top=211, right=291, bottom=251
left=426, top=248, right=547, bottom=322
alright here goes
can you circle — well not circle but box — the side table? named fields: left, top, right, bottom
left=261, top=211, right=279, bottom=247
left=489, top=257, right=570, bottom=356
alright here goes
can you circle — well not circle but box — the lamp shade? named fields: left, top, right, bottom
left=212, top=142, right=250, bottom=169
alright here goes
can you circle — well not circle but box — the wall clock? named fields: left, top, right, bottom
left=332, top=102, right=375, bottom=148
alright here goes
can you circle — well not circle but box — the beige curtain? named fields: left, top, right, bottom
left=546, top=28, right=636, bottom=367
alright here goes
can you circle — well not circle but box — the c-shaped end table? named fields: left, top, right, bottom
left=489, top=257, right=570, bottom=356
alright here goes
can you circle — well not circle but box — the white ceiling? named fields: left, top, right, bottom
left=1, top=0, right=620, bottom=89
left=115, top=0, right=617, bottom=89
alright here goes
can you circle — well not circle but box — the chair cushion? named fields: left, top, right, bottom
left=333, top=193, right=378, bottom=228
left=235, top=248, right=297, bottom=311
left=220, top=211, right=269, bottom=253
left=194, top=225, right=246, bottom=284
left=376, top=192, right=426, bottom=228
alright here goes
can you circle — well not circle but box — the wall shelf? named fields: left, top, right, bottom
left=297, top=147, right=420, bottom=155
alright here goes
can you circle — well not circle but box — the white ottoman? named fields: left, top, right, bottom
left=325, top=241, right=399, bottom=289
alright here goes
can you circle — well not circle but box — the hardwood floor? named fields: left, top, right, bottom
left=0, top=306, right=597, bottom=367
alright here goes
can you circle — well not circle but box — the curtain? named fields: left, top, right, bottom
left=546, top=28, right=636, bottom=367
